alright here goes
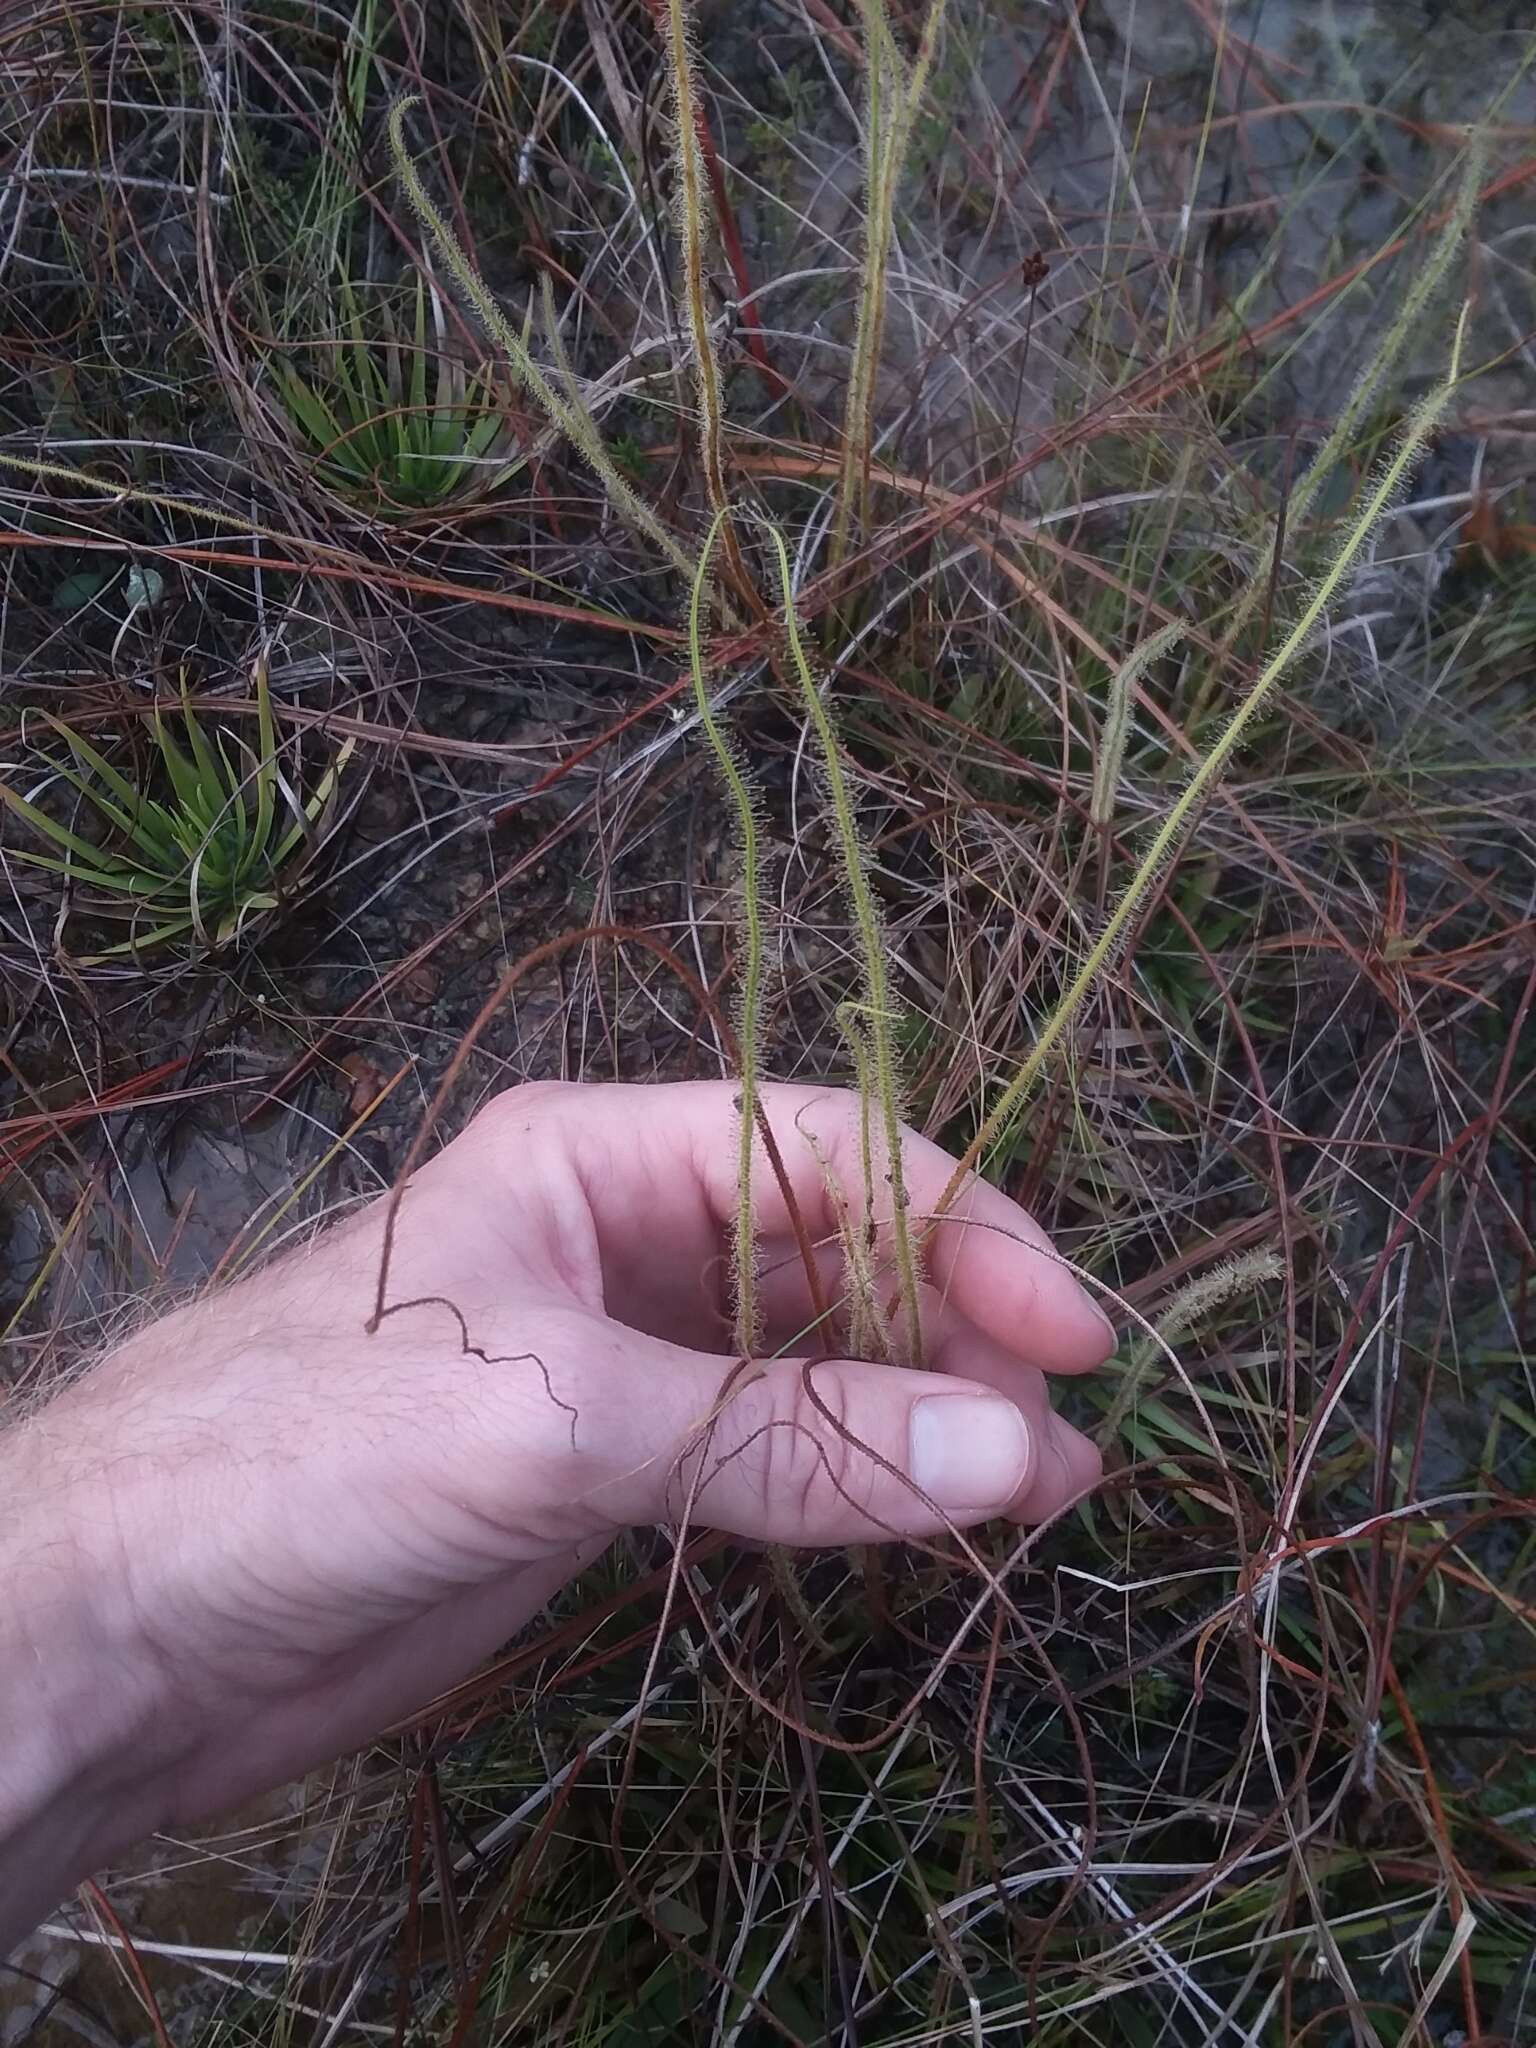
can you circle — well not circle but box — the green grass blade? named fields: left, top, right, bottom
left=0, top=778, right=119, bottom=865
left=251, top=656, right=277, bottom=856
left=179, top=685, right=226, bottom=797
left=41, top=714, right=149, bottom=818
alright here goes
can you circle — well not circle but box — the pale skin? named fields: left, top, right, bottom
left=0, top=1080, right=1112, bottom=1948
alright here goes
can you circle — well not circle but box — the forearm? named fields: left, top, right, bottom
left=0, top=1411, right=177, bottom=1950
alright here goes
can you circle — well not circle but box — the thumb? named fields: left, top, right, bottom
left=585, top=1340, right=1097, bottom=1546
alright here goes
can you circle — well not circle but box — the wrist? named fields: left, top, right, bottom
left=0, top=1408, right=184, bottom=1948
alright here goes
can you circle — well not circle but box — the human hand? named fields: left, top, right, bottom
left=0, top=1080, right=1111, bottom=1939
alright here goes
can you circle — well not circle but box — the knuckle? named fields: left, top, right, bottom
left=766, top=1368, right=876, bottom=1525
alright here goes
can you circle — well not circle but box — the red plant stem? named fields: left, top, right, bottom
left=80, top=1881, right=174, bottom=2048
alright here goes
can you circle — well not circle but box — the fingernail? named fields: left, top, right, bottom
left=910, top=1394, right=1031, bottom=1514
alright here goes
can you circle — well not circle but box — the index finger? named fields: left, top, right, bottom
left=763, top=1083, right=1112, bottom=1373
left=605, top=1081, right=1115, bottom=1374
